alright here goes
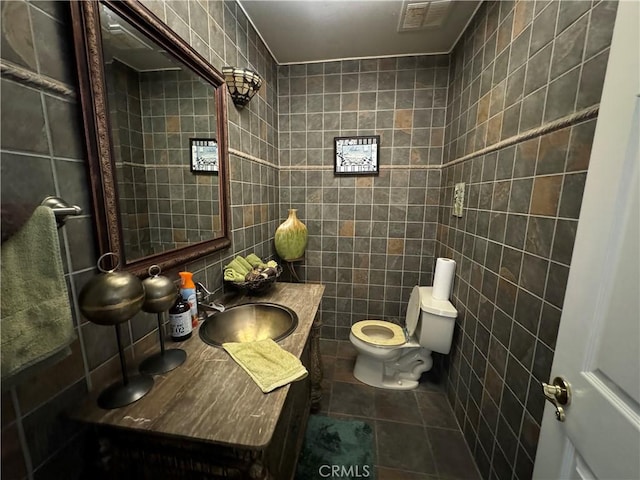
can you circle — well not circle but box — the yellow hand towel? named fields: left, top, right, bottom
left=223, top=338, right=308, bottom=393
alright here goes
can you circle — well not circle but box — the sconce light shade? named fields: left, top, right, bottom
left=222, top=66, right=263, bottom=108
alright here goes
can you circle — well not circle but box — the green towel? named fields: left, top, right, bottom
left=235, top=255, right=253, bottom=273
left=1, top=206, right=75, bottom=381
left=224, top=268, right=245, bottom=282
left=225, top=257, right=250, bottom=275
left=245, top=253, right=263, bottom=268
left=223, top=339, right=308, bottom=393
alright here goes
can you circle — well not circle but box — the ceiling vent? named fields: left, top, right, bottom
left=398, top=0, right=451, bottom=32
left=100, top=4, right=153, bottom=51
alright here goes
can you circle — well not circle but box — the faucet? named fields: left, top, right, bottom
left=195, top=282, right=225, bottom=317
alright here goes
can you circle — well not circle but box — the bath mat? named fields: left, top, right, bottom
left=295, top=415, right=375, bottom=480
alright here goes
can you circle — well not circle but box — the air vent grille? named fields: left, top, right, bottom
left=423, top=1, right=451, bottom=27
left=398, top=0, right=451, bottom=32
left=402, top=2, right=429, bottom=30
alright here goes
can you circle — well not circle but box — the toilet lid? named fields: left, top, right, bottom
left=404, top=286, right=421, bottom=337
left=351, top=320, right=406, bottom=346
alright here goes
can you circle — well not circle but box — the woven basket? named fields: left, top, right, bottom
left=226, top=265, right=282, bottom=294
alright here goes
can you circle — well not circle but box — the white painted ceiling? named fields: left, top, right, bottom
left=238, top=0, right=482, bottom=65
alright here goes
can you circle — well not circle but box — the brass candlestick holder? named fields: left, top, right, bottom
left=79, top=253, right=154, bottom=409
left=139, top=265, right=186, bottom=375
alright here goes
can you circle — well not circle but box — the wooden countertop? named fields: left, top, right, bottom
left=73, top=282, right=325, bottom=449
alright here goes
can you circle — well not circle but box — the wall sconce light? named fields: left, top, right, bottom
left=222, top=66, right=263, bottom=108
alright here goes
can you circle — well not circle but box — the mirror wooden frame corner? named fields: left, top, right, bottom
left=70, top=0, right=231, bottom=277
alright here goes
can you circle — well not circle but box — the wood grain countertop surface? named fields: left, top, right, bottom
left=73, top=282, right=325, bottom=449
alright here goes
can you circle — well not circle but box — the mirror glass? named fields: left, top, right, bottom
left=101, top=4, right=221, bottom=260
left=71, top=0, right=230, bottom=275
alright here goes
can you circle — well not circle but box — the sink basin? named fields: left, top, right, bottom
left=199, top=303, right=298, bottom=347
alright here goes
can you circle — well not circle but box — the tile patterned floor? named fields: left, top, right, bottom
left=313, top=339, right=481, bottom=480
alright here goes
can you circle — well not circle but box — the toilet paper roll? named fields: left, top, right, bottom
left=432, top=258, right=456, bottom=300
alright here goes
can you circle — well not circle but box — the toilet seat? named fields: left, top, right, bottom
left=351, top=286, right=421, bottom=347
left=351, top=320, right=406, bottom=346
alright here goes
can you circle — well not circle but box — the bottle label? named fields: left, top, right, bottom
left=186, top=292, right=198, bottom=319
left=169, top=310, right=192, bottom=338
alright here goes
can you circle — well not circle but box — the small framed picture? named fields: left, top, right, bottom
left=334, top=135, right=380, bottom=176
left=190, top=138, right=218, bottom=173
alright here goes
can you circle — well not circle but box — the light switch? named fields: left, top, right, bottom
left=453, top=182, right=465, bottom=217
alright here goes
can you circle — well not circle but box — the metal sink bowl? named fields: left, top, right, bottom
left=199, top=303, right=298, bottom=347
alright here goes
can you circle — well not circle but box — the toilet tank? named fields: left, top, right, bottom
left=417, top=287, right=458, bottom=354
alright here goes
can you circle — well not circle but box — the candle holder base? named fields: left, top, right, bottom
left=97, top=375, right=154, bottom=409
left=139, top=349, right=187, bottom=375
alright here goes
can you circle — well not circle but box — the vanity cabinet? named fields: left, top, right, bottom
left=74, top=283, right=324, bottom=480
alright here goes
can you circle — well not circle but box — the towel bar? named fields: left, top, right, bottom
left=41, top=196, right=82, bottom=225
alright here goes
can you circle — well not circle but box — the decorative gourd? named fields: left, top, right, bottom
left=274, top=209, right=307, bottom=261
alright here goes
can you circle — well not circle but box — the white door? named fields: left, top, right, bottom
left=533, top=1, right=640, bottom=479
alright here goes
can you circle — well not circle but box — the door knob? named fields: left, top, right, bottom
left=542, top=376, right=572, bottom=422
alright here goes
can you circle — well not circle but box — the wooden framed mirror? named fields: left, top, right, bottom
left=70, top=0, right=230, bottom=276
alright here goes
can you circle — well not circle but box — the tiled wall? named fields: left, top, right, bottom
left=228, top=153, right=279, bottom=260
left=0, top=0, right=278, bottom=478
left=436, top=1, right=617, bottom=479
left=277, top=57, right=448, bottom=339
left=106, top=60, right=149, bottom=258
left=139, top=68, right=221, bottom=254
left=1, top=1, right=94, bottom=478
left=444, top=0, right=615, bottom=163
left=106, top=60, right=223, bottom=259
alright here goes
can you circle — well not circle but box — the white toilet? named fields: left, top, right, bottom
left=349, top=286, right=457, bottom=390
